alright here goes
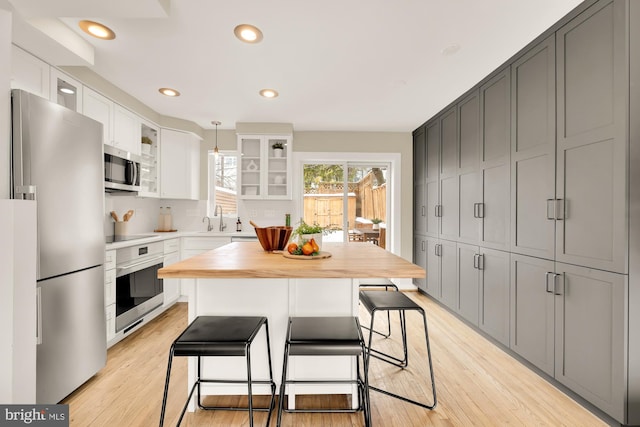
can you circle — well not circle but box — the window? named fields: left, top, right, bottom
left=208, top=151, right=238, bottom=216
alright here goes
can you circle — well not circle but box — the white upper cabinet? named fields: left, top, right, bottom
left=160, top=128, right=201, bottom=200
left=82, top=87, right=114, bottom=147
left=113, top=104, right=141, bottom=155
left=82, top=87, right=141, bottom=155
left=237, top=134, right=292, bottom=199
left=11, top=45, right=50, bottom=99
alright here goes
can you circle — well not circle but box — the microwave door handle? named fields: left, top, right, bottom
left=133, top=161, right=139, bottom=185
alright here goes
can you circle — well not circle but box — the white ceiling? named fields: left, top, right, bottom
left=9, top=0, right=584, bottom=131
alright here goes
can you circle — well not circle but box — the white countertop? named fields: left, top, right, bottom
left=105, top=230, right=257, bottom=250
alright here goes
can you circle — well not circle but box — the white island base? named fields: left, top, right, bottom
left=183, top=277, right=361, bottom=411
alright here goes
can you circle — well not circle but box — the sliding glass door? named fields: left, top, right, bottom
left=302, top=162, right=389, bottom=247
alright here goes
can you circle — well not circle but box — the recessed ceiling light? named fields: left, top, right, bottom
left=441, top=43, right=461, bottom=56
left=259, top=89, right=278, bottom=99
left=159, top=88, right=181, bottom=97
left=234, top=24, right=263, bottom=43
left=59, top=87, right=75, bottom=95
left=79, top=20, right=116, bottom=40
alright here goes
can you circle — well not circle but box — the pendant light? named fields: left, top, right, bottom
left=212, top=121, right=221, bottom=157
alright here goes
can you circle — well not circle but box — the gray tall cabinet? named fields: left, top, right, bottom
left=412, top=0, right=639, bottom=424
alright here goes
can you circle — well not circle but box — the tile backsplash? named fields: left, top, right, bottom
left=104, top=195, right=296, bottom=237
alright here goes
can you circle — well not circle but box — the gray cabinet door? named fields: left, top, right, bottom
left=480, top=69, right=511, bottom=251
left=510, top=34, right=556, bottom=260
left=556, top=0, right=627, bottom=274
left=458, top=171, right=480, bottom=243
left=414, top=183, right=426, bottom=235
left=425, top=236, right=441, bottom=299
left=554, top=262, right=625, bottom=421
left=426, top=120, right=440, bottom=182
left=479, top=247, right=510, bottom=346
left=439, top=176, right=459, bottom=240
left=440, top=108, right=457, bottom=178
left=457, top=91, right=481, bottom=244
left=510, top=253, right=554, bottom=376
left=413, top=126, right=426, bottom=184
left=439, top=239, right=458, bottom=309
left=413, top=235, right=427, bottom=291
left=481, top=164, right=510, bottom=250
left=457, top=242, right=479, bottom=325
left=426, top=121, right=441, bottom=237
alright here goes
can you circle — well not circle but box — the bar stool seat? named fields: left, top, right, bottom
left=359, top=278, right=399, bottom=338
left=277, top=316, right=371, bottom=427
left=159, top=316, right=276, bottom=427
left=359, top=290, right=437, bottom=410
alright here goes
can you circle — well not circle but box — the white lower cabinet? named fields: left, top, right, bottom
left=163, top=239, right=181, bottom=306
left=104, top=250, right=116, bottom=343
left=180, top=237, right=231, bottom=296
left=510, top=253, right=625, bottom=421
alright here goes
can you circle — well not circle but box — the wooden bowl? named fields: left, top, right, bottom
left=254, top=226, right=293, bottom=251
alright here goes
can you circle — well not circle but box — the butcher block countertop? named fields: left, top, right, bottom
left=158, top=242, right=426, bottom=279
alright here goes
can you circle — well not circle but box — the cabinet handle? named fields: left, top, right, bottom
left=477, top=254, right=484, bottom=270
left=473, top=203, right=479, bottom=218
left=553, top=273, right=564, bottom=296
left=545, top=272, right=554, bottom=293
left=435, top=244, right=442, bottom=257
left=435, top=205, right=439, bottom=217
left=478, top=203, right=485, bottom=219
left=421, top=241, right=426, bottom=252
left=546, top=199, right=555, bottom=220
left=421, top=206, right=426, bottom=217
left=36, top=287, right=42, bottom=345
left=555, top=199, right=565, bottom=221
left=473, top=254, right=479, bottom=269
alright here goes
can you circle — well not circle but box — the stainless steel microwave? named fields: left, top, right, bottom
left=104, top=145, right=141, bottom=193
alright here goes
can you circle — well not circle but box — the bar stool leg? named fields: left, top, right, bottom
left=365, top=308, right=437, bottom=410
left=159, top=345, right=175, bottom=427
left=276, top=341, right=290, bottom=427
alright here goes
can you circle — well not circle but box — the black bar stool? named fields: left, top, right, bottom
left=359, top=290, right=437, bottom=410
left=359, top=278, right=399, bottom=338
left=277, top=316, right=371, bottom=427
left=159, top=316, right=276, bottom=427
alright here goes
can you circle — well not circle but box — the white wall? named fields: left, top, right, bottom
left=0, top=4, right=12, bottom=199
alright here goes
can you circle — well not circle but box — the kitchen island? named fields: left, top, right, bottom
left=158, top=241, right=425, bottom=409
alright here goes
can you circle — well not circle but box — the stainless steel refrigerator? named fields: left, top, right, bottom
left=11, top=89, right=107, bottom=404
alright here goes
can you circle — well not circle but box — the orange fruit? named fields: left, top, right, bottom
left=310, top=238, right=320, bottom=253
left=302, top=242, right=314, bottom=255
left=287, top=242, right=298, bottom=254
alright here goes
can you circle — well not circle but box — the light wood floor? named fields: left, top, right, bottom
left=63, top=293, right=608, bottom=426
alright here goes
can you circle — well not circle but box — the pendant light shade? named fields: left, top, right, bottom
left=212, top=121, right=221, bottom=157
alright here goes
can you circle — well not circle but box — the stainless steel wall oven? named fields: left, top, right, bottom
left=115, top=241, right=164, bottom=332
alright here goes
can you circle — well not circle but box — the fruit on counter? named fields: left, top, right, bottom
left=302, top=242, right=314, bottom=255
left=287, top=242, right=298, bottom=254
left=310, top=238, right=320, bottom=253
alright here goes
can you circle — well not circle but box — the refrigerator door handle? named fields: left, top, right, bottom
left=36, top=287, right=42, bottom=345
left=15, top=185, right=37, bottom=201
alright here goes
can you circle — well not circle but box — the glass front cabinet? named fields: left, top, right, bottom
left=237, top=134, right=292, bottom=199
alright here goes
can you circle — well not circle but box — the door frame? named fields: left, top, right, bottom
left=292, top=152, right=401, bottom=255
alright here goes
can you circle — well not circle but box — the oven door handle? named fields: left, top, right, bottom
left=116, top=255, right=164, bottom=278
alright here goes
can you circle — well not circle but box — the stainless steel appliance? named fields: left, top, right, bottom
left=115, top=241, right=164, bottom=332
left=11, top=89, right=106, bottom=404
left=104, top=144, right=141, bottom=193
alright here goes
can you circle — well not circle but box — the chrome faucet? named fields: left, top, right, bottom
left=214, top=205, right=226, bottom=232
left=202, top=216, right=213, bottom=232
